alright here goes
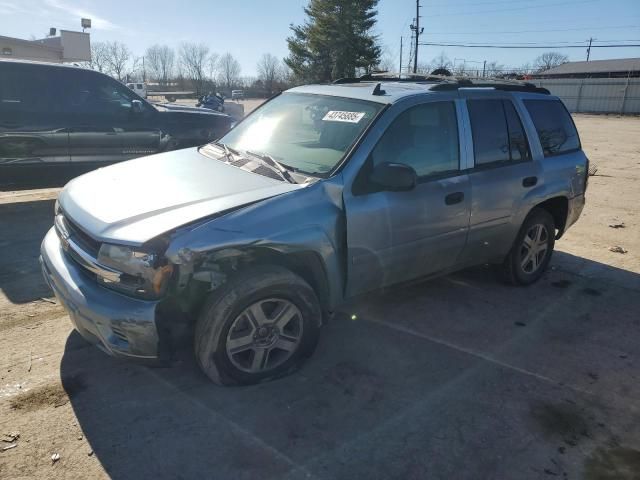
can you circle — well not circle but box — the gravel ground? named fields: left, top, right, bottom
left=0, top=114, right=639, bottom=479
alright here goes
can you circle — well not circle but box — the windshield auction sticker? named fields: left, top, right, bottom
left=322, top=111, right=366, bottom=123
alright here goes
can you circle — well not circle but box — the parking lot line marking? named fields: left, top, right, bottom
left=143, top=368, right=319, bottom=479
left=367, top=317, right=559, bottom=384
left=364, top=316, right=639, bottom=414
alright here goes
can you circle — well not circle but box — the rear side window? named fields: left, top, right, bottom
left=504, top=101, right=531, bottom=162
left=468, top=99, right=530, bottom=166
left=0, top=63, right=55, bottom=120
left=468, top=99, right=509, bottom=165
left=523, top=99, right=580, bottom=157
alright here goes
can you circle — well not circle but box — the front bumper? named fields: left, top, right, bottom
left=40, top=227, right=161, bottom=361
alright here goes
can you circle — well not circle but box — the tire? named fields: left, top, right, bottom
left=194, top=265, right=321, bottom=385
left=502, top=208, right=556, bottom=286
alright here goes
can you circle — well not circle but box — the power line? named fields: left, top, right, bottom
left=418, top=39, right=640, bottom=46
left=427, top=0, right=603, bottom=17
left=418, top=42, right=640, bottom=49
left=423, top=25, right=640, bottom=35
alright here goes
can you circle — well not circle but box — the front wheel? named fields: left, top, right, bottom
left=195, top=266, right=321, bottom=385
left=502, top=208, right=556, bottom=285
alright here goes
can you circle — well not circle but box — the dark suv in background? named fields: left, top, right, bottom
left=0, top=60, right=233, bottom=185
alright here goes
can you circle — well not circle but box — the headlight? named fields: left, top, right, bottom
left=97, top=243, right=173, bottom=298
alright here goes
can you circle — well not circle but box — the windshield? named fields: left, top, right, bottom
left=218, top=92, right=383, bottom=176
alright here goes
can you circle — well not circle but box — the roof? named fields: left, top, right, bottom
left=287, top=78, right=549, bottom=103
left=287, top=82, right=434, bottom=103
left=542, top=58, right=640, bottom=76
left=0, top=58, right=83, bottom=69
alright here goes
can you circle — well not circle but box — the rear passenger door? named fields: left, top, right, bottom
left=459, top=93, right=541, bottom=264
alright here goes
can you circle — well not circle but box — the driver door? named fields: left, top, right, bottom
left=343, top=99, right=471, bottom=297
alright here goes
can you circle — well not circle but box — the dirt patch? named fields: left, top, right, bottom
left=530, top=401, right=591, bottom=447
left=584, top=446, right=640, bottom=480
left=9, top=375, right=86, bottom=412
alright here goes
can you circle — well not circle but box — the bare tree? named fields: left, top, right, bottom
left=105, top=41, right=132, bottom=81
left=484, top=61, right=505, bottom=77
left=87, top=41, right=109, bottom=73
left=257, top=53, right=280, bottom=95
left=179, top=42, right=210, bottom=93
left=208, top=53, right=220, bottom=83
left=534, top=52, right=569, bottom=72
left=432, top=52, right=452, bottom=71
left=146, top=45, right=175, bottom=86
left=218, top=53, right=241, bottom=91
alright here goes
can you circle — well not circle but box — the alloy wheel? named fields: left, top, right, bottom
left=519, top=224, right=550, bottom=274
left=225, top=298, right=303, bottom=373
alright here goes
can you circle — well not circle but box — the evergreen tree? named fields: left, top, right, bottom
left=285, top=0, right=381, bottom=83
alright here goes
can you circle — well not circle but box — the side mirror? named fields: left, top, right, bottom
left=131, top=99, right=145, bottom=114
left=369, top=162, right=417, bottom=191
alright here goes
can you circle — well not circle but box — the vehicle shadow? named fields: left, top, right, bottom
left=60, top=251, right=640, bottom=479
left=0, top=198, right=55, bottom=303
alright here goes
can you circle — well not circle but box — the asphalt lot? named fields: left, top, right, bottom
left=1, top=114, right=639, bottom=479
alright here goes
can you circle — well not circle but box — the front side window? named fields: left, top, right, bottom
left=219, top=92, right=383, bottom=176
left=523, top=99, right=580, bottom=157
left=371, top=101, right=459, bottom=178
left=57, top=70, right=141, bottom=117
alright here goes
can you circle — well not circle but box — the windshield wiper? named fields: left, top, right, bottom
left=245, top=150, right=297, bottom=184
left=210, top=141, right=240, bottom=163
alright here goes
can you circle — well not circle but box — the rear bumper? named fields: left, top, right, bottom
left=565, top=193, right=585, bottom=233
left=40, top=227, right=161, bottom=361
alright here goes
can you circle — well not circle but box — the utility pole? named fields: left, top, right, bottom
left=586, top=37, right=593, bottom=61
left=410, top=0, right=423, bottom=74
left=482, top=60, right=486, bottom=78
left=399, top=37, right=403, bottom=79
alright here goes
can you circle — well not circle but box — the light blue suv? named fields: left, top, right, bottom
left=41, top=77, right=588, bottom=385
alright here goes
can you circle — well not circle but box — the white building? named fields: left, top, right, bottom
left=0, top=30, right=90, bottom=63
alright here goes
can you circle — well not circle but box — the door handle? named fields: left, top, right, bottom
left=445, top=192, right=464, bottom=205
left=523, top=176, right=538, bottom=188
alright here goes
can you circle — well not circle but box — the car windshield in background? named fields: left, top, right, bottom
left=216, top=92, right=383, bottom=176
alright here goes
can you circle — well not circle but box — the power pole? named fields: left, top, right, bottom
left=482, top=60, right=486, bottom=78
left=410, top=0, right=423, bottom=74
left=399, top=37, right=403, bottom=79
left=586, top=37, right=593, bottom=61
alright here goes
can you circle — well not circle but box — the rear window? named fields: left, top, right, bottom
left=523, top=99, right=580, bottom=157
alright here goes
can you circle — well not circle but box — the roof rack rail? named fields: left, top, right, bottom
left=431, top=81, right=550, bottom=95
left=333, top=73, right=550, bottom=94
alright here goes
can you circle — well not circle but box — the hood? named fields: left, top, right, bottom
left=58, top=148, right=302, bottom=245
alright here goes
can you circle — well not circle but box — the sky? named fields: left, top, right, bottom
left=1, top=0, right=639, bottom=76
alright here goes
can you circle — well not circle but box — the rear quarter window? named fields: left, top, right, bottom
left=523, top=99, right=580, bottom=157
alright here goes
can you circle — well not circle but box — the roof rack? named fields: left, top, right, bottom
left=332, top=73, right=550, bottom=95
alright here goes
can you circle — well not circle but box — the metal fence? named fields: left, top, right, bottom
left=531, top=78, right=640, bottom=114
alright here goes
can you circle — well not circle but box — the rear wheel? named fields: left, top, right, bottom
left=503, top=208, right=555, bottom=285
left=195, top=266, right=321, bottom=385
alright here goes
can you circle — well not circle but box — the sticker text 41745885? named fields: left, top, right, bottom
left=322, top=111, right=366, bottom=123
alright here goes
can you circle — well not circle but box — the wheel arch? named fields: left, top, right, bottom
left=532, top=196, right=569, bottom=239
